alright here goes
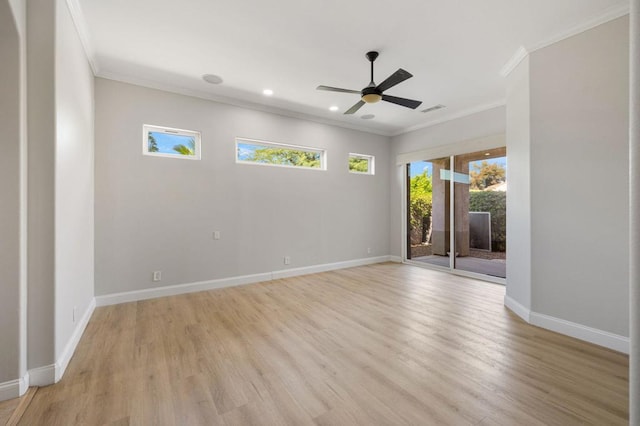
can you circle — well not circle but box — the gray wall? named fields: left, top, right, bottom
left=505, top=56, right=532, bottom=310
left=54, top=0, right=95, bottom=361
left=389, top=107, right=507, bottom=257
left=27, top=0, right=56, bottom=370
left=0, top=0, right=21, bottom=385
left=529, top=16, right=629, bottom=335
left=392, top=14, right=629, bottom=342
left=26, top=0, right=95, bottom=372
left=94, top=79, right=390, bottom=296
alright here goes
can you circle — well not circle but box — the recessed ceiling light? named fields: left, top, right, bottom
left=329, top=106, right=339, bottom=112
left=361, top=114, right=375, bottom=120
left=263, top=89, right=274, bottom=96
left=202, top=74, right=223, bottom=84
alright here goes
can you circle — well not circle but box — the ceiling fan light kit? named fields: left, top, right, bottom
left=317, top=51, right=422, bottom=115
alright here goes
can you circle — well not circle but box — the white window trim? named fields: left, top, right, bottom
left=348, top=153, right=375, bottom=175
left=143, top=124, right=202, bottom=160
left=235, top=137, right=327, bottom=171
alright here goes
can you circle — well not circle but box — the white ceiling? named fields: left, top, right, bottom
left=73, top=0, right=629, bottom=136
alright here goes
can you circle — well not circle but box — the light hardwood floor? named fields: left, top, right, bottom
left=0, top=396, right=20, bottom=425
left=18, top=263, right=628, bottom=425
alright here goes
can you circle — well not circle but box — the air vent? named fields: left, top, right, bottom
left=202, top=74, right=223, bottom=84
left=421, top=104, right=446, bottom=113
left=361, top=114, right=375, bottom=120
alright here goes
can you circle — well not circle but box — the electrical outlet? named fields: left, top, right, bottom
left=367, top=247, right=372, bottom=254
left=152, top=271, right=162, bottom=281
left=284, top=256, right=291, bottom=265
left=213, top=231, right=220, bottom=240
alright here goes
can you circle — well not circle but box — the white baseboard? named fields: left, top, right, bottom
left=504, top=295, right=629, bottom=354
left=387, top=255, right=403, bottom=263
left=271, top=256, right=392, bottom=280
left=96, top=271, right=273, bottom=306
left=28, top=364, right=55, bottom=387
left=96, top=255, right=395, bottom=307
left=530, top=312, right=629, bottom=354
left=0, top=379, right=19, bottom=402
left=55, top=299, right=96, bottom=381
left=0, top=372, right=29, bottom=402
left=19, top=372, right=29, bottom=395
left=20, top=300, right=97, bottom=389
left=504, top=295, right=531, bottom=322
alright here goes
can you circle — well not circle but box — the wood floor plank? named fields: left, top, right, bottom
left=16, top=263, right=629, bottom=425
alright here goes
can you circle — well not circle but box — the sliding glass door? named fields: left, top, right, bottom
left=407, top=157, right=451, bottom=269
left=406, top=147, right=507, bottom=280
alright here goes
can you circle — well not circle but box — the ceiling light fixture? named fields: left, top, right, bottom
left=263, top=89, right=274, bottom=96
left=329, top=106, right=339, bottom=112
left=361, top=90, right=382, bottom=104
left=202, top=74, right=223, bottom=84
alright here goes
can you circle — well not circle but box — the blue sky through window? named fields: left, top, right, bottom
left=149, top=131, right=195, bottom=155
left=237, top=142, right=258, bottom=161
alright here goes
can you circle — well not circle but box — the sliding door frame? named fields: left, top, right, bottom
left=399, top=135, right=506, bottom=285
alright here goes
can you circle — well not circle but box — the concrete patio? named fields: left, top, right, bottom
left=411, top=254, right=506, bottom=278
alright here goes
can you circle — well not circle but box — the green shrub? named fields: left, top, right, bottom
left=469, top=191, right=506, bottom=252
left=410, top=193, right=432, bottom=245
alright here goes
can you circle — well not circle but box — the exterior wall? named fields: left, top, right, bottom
left=94, top=78, right=390, bottom=296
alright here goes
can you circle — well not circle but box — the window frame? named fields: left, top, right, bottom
left=348, top=153, right=375, bottom=175
left=143, top=124, right=202, bottom=160
left=235, top=137, right=327, bottom=171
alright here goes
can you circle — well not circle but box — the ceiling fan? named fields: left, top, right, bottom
left=317, top=51, right=422, bottom=115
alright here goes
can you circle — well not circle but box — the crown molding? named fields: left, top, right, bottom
left=392, top=100, right=506, bottom=137
left=500, top=46, right=529, bottom=78
left=65, top=0, right=99, bottom=74
left=96, top=70, right=395, bottom=137
left=528, top=3, right=630, bottom=54
left=500, top=3, right=630, bottom=78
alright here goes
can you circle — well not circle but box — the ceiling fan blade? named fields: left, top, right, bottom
left=382, top=94, right=422, bottom=109
left=317, top=85, right=361, bottom=94
left=376, top=69, right=413, bottom=93
left=344, top=100, right=365, bottom=114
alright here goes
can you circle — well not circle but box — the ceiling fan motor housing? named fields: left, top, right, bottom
left=361, top=86, right=382, bottom=103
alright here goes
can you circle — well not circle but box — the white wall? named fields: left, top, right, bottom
left=0, top=0, right=21, bottom=388
left=94, top=79, right=390, bottom=296
left=54, top=0, right=95, bottom=364
left=529, top=16, right=629, bottom=336
left=389, top=107, right=507, bottom=257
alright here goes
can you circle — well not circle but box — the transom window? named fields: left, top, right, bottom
left=349, top=153, right=375, bottom=175
left=236, top=138, right=326, bottom=170
left=143, top=124, right=201, bottom=160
